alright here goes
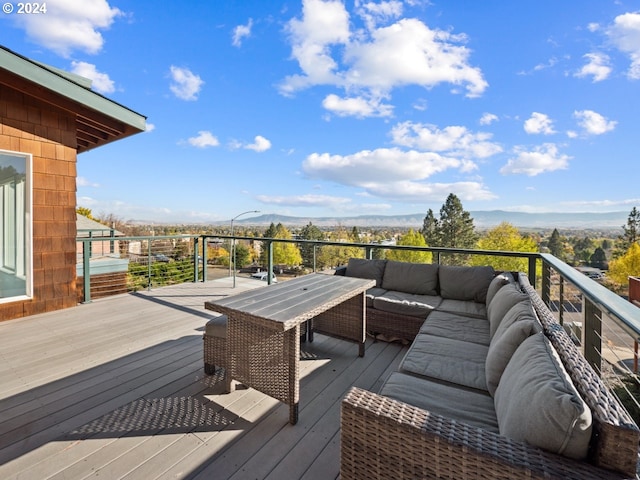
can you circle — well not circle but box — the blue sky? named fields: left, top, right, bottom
left=2, top=0, right=640, bottom=223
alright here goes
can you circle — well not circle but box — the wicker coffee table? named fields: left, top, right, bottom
left=204, top=273, right=375, bottom=424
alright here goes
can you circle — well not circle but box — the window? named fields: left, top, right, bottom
left=0, top=150, right=31, bottom=302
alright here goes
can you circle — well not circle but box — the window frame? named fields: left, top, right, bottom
left=0, top=149, right=33, bottom=304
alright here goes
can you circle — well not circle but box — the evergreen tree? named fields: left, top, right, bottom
left=421, top=208, right=439, bottom=246
left=547, top=228, right=563, bottom=258
left=350, top=226, right=360, bottom=242
left=590, top=247, right=608, bottom=270
left=260, top=223, right=278, bottom=266
left=298, top=222, right=325, bottom=268
left=435, top=193, right=478, bottom=265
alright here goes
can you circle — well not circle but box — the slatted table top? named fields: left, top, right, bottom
left=205, top=273, right=375, bottom=331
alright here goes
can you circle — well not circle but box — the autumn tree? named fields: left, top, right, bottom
left=471, top=222, right=538, bottom=272
left=270, top=223, right=302, bottom=267
left=386, top=229, right=432, bottom=263
left=76, top=206, right=93, bottom=219
left=608, top=243, right=640, bottom=284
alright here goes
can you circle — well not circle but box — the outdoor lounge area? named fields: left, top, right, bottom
left=0, top=277, right=408, bottom=479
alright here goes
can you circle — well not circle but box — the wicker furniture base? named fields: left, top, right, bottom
left=203, top=315, right=228, bottom=375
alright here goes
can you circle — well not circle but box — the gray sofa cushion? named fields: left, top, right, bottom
left=345, top=258, right=387, bottom=287
left=486, top=272, right=515, bottom=307
left=372, top=291, right=442, bottom=318
left=485, top=302, right=540, bottom=395
left=420, top=310, right=490, bottom=346
left=487, top=284, right=530, bottom=339
left=380, top=372, right=499, bottom=432
left=381, top=260, right=439, bottom=295
left=438, top=265, right=495, bottom=303
left=494, top=333, right=593, bottom=460
left=400, top=332, right=489, bottom=392
left=364, top=287, right=387, bottom=307
left=437, top=298, right=487, bottom=319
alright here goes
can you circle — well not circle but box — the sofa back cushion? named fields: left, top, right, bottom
left=486, top=272, right=515, bottom=307
left=380, top=260, right=439, bottom=295
left=345, top=258, right=387, bottom=287
left=494, top=332, right=592, bottom=460
left=485, top=301, right=540, bottom=395
left=438, top=265, right=495, bottom=303
left=487, top=284, right=530, bottom=339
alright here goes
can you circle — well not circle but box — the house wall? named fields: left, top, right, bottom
left=0, top=86, right=78, bottom=320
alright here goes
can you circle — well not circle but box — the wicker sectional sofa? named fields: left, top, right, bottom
left=336, top=258, right=639, bottom=479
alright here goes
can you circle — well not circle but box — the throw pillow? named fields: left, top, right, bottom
left=344, top=258, right=387, bottom=287
left=381, top=260, right=439, bottom=295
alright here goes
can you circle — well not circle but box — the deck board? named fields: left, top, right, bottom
left=0, top=277, right=408, bottom=480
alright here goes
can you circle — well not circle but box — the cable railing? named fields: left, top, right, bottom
left=76, top=233, right=640, bottom=421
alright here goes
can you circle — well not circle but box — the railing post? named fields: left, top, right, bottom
left=583, top=299, right=602, bottom=376
left=202, top=236, right=207, bottom=282
left=528, top=256, right=537, bottom=288
left=313, top=245, right=317, bottom=273
left=82, top=239, right=91, bottom=304
left=365, top=246, right=374, bottom=259
left=267, top=240, right=274, bottom=285
left=193, top=237, right=199, bottom=283
left=147, top=239, right=152, bottom=291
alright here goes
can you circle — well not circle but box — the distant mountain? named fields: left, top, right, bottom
left=225, top=210, right=629, bottom=230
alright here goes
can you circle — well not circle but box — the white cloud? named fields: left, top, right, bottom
left=606, top=12, right=640, bottom=79
left=303, top=147, right=462, bottom=185
left=187, top=131, right=220, bottom=148
left=300, top=146, right=496, bottom=202
left=70, top=61, right=115, bottom=94
left=355, top=0, right=403, bottom=30
left=77, top=177, right=100, bottom=188
left=144, top=123, right=156, bottom=133
left=573, top=109, right=617, bottom=135
left=232, top=18, right=253, bottom=47
left=390, top=122, right=502, bottom=159
left=322, top=93, right=393, bottom=117
left=255, top=194, right=352, bottom=207
left=11, top=0, right=122, bottom=57
left=245, top=135, right=272, bottom=152
left=575, top=52, right=611, bottom=82
left=479, top=112, right=498, bottom=125
left=169, top=66, right=204, bottom=101
left=280, top=0, right=487, bottom=117
left=524, top=112, right=556, bottom=135
left=500, top=143, right=571, bottom=176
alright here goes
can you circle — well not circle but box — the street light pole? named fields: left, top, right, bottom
left=230, top=210, right=259, bottom=288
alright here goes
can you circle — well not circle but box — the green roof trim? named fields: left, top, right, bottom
left=0, top=45, right=146, bottom=132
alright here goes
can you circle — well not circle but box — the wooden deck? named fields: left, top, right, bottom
left=0, top=277, right=408, bottom=479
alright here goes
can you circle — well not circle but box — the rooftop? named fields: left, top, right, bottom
left=0, top=277, right=407, bottom=479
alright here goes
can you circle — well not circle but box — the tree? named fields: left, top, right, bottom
left=76, top=207, right=93, bottom=219
left=425, top=193, right=477, bottom=265
left=421, top=208, right=439, bottom=246
left=350, top=226, right=360, bottom=242
left=271, top=223, right=302, bottom=266
left=590, top=247, right=608, bottom=270
left=614, top=207, right=640, bottom=259
left=471, top=222, right=538, bottom=272
left=608, top=243, right=640, bottom=284
left=386, top=229, right=432, bottom=263
left=234, top=243, right=251, bottom=268
left=547, top=229, right=563, bottom=258
left=298, top=222, right=325, bottom=268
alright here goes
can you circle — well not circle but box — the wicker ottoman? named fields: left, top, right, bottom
left=203, top=315, right=227, bottom=374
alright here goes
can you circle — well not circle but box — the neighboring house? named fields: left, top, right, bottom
left=0, top=46, right=145, bottom=321
left=76, top=214, right=129, bottom=302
